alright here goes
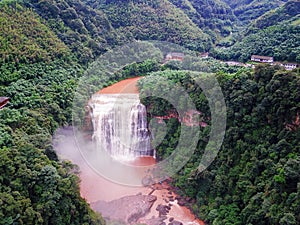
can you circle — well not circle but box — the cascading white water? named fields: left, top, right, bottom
left=89, top=93, right=152, bottom=161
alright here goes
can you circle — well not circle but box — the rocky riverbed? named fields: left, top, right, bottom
left=89, top=180, right=203, bottom=225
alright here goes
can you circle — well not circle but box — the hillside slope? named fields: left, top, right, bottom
left=223, top=0, right=289, bottom=23
left=215, top=0, right=300, bottom=62
left=169, top=0, right=237, bottom=40
left=25, top=0, right=123, bottom=63
left=251, top=0, right=300, bottom=29
left=0, top=2, right=105, bottom=224
left=0, top=4, right=70, bottom=63
left=84, top=0, right=212, bottom=51
left=0, top=0, right=299, bottom=224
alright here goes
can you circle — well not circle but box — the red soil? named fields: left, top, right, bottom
left=126, top=156, right=156, bottom=166
left=97, top=77, right=142, bottom=94
left=155, top=110, right=208, bottom=127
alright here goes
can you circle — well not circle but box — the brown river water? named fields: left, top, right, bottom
left=54, top=134, right=203, bottom=225
left=54, top=77, right=205, bottom=225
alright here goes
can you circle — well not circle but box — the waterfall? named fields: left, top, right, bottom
left=89, top=93, right=152, bottom=161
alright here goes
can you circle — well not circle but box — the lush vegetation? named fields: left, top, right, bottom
left=169, top=0, right=236, bottom=41
left=84, top=0, right=212, bottom=51
left=0, top=4, right=70, bottom=63
left=214, top=0, right=300, bottom=63
left=1, top=0, right=299, bottom=224
left=222, top=0, right=289, bottom=24
left=138, top=65, right=300, bottom=225
left=0, top=2, right=106, bottom=224
left=24, top=0, right=123, bottom=64
left=251, top=0, right=300, bottom=30
left=215, top=24, right=300, bottom=62
left=0, top=60, right=106, bottom=224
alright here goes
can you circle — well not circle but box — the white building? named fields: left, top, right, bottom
left=251, top=55, right=274, bottom=63
left=281, top=62, right=298, bottom=70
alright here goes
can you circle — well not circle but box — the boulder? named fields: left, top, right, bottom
left=168, top=220, right=183, bottom=225
left=91, top=195, right=157, bottom=224
left=156, top=204, right=170, bottom=216
left=143, top=216, right=167, bottom=225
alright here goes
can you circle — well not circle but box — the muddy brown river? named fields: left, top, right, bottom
left=54, top=133, right=203, bottom=224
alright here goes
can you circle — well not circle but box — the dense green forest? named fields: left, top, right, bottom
left=21, top=0, right=216, bottom=62
left=0, top=0, right=299, bottom=224
left=168, top=0, right=237, bottom=42
left=222, top=0, right=289, bottom=23
left=0, top=5, right=70, bottom=63
left=138, top=65, right=300, bottom=225
left=251, top=0, right=300, bottom=30
left=23, top=0, right=122, bottom=64
left=0, top=52, right=106, bottom=224
left=215, top=25, right=300, bottom=62
left=214, top=0, right=300, bottom=62
left=84, top=0, right=212, bottom=51
left=0, top=2, right=106, bottom=224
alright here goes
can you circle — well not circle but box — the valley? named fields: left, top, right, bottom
left=0, top=0, right=299, bottom=224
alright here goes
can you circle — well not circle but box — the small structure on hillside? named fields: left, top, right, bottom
left=165, top=52, right=185, bottom=62
left=279, top=62, right=298, bottom=70
left=251, top=55, right=274, bottom=63
left=200, top=52, right=209, bottom=58
left=0, top=97, right=9, bottom=109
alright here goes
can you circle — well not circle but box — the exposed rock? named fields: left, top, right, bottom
left=168, top=220, right=183, bottom=225
left=91, top=195, right=157, bottom=224
left=175, top=196, right=185, bottom=206
left=142, top=216, right=167, bottom=225
left=168, top=196, right=174, bottom=202
left=177, top=199, right=185, bottom=206
left=156, top=204, right=170, bottom=217
left=142, top=175, right=154, bottom=186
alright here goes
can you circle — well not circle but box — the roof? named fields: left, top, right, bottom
left=251, top=55, right=273, bottom=60
left=274, top=61, right=298, bottom=65
left=0, top=97, right=9, bottom=109
left=0, top=97, right=9, bottom=103
left=281, top=62, right=298, bottom=65
left=166, top=52, right=185, bottom=58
